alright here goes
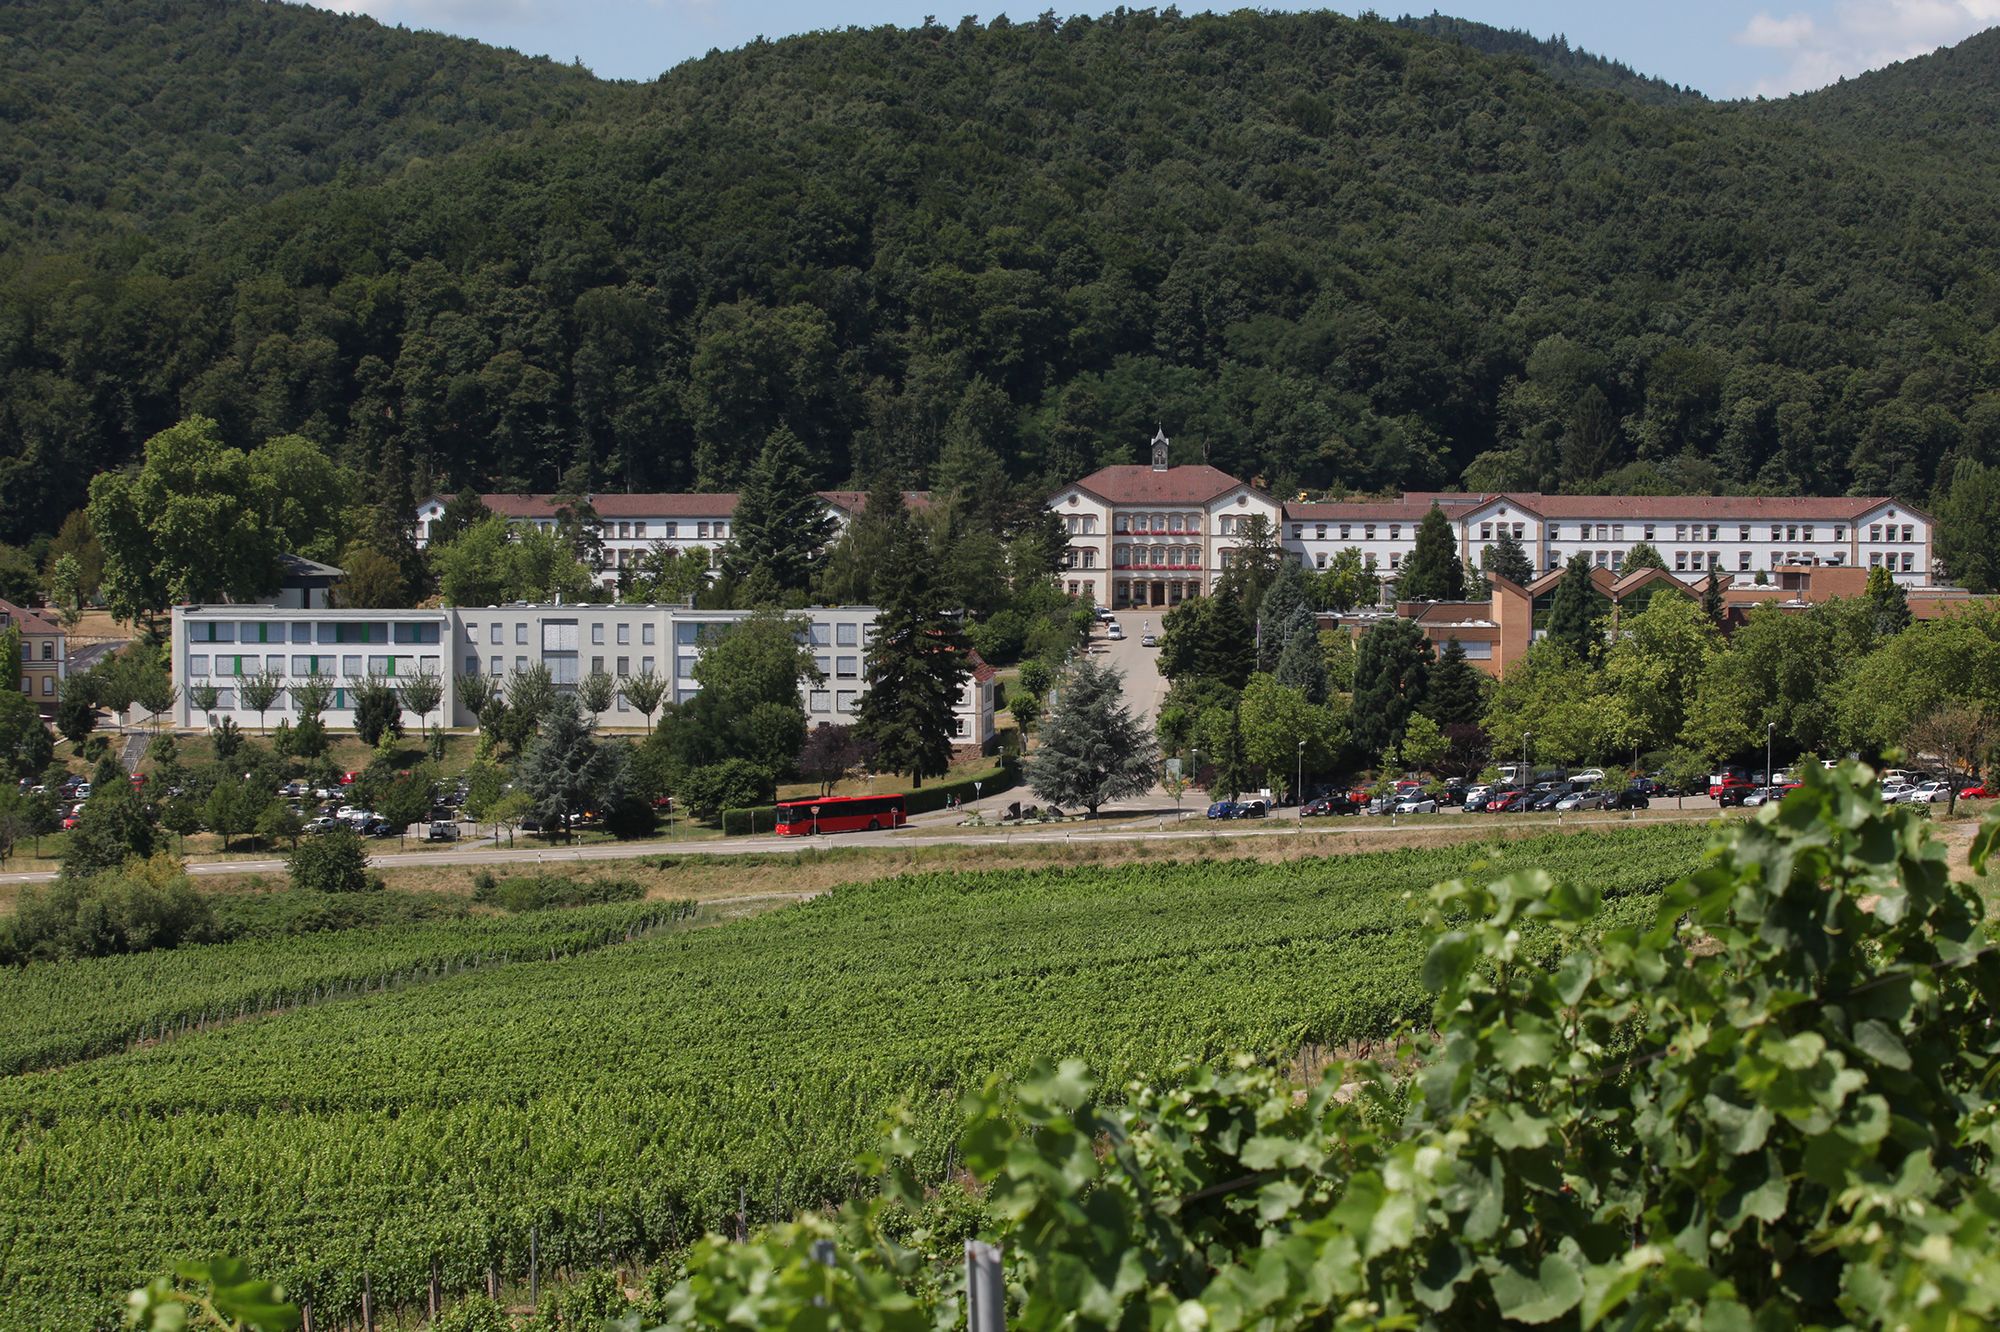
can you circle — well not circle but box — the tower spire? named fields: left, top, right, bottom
left=1150, top=426, right=1170, bottom=472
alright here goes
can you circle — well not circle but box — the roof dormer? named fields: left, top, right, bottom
left=1150, top=427, right=1170, bottom=472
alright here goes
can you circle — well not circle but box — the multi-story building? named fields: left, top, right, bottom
left=1047, top=431, right=1282, bottom=609
left=412, top=491, right=930, bottom=590
left=168, top=602, right=996, bottom=753
left=1, top=598, right=67, bottom=709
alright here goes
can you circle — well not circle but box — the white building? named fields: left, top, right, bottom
left=169, top=602, right=996, bottom=752
left=1046, top=431, right=1283, bottom=610
left=1273, top=491, right=1936, bottom=591
left=412, top=491, right=930, bottom=590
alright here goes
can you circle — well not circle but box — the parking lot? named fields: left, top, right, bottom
left=1090, top=610, right=1168, bottom=728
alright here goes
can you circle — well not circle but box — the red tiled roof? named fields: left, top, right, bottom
left=1473, top=492, right=1900, bottom=522
left=1283, top=500, right=1452, bottom=523
left=1067, top=465, right=1251, bottom=505
left=966, top=648, right=998, bottom=684
left=0, top=597, right=60, bottom=637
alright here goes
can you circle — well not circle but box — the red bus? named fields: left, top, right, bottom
left=775, top=794, right=907, bottom=835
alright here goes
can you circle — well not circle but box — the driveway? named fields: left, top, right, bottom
left=1089, top=615, right=1169, bottom=729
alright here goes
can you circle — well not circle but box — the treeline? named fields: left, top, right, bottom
left=5, top=8, right=2000, bottom=547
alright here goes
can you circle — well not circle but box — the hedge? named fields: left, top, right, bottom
left=719, top=760, right=1019, bottom=836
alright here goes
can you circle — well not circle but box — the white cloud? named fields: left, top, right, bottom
left=1735, top=1, right=2000, bottom=95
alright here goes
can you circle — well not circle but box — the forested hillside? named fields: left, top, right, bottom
left=2, top=3, right=1998, bottom=546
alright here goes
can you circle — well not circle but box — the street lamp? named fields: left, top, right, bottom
left=1522, top=731, right=1533, bottom=788
left=1297, top=740, right=1307, bottom=828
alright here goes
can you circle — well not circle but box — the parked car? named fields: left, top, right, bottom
left=1571, top=768, right=1606, bottom=785
left=1554, top=789, right=1607, bottom=811
left=1140, top=633, right=1157, bottom=647
left=1740, top=785, right=1786, bottom=807
left=1962, top=782, right=1995, bottom=799
left=303, top=816, right=338, bottom=833
left=1716, top=783, right=1759, bottom=808
left=1462, top=784, right=1494, bottom=809
left=1234, top=800, right=1268, bottom=819
left=1905, top=780, right=1954, bottom=805
left=1708, top=772, right=1756, bottom=800
left=1477, top=787, right=1521, bottom=812
left=1529, top=785, right=1574, bottom=812
left=1880, top=781, right=1918, bottom=804
left=1498, top=791, right=1539, bottom=813
left=1394, top=794, right=1438, bottom=814
left=1205, top=800, right=1239, bottom=820
left=1105, top=622, right=1124, bottom=640
left=1606, top=788, right=1652, bottom=811
left=424, top=821, right=459, bottom=842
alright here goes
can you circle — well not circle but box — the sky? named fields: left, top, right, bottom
left=318, top=0, right=2000, bottom=97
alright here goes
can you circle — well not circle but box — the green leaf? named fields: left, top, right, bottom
left=1970, top=816, right=1999, bottom=875
left=1492, top=1014, right=1560, bottom=1074
left=1490, top=1252, right=1584, bottom=1324
left=1413, top=1237, right=1472, bottom=1310
left=1851, top=1019, right=1911, bottom=1072
left=1488, top=1104, right=1552, bottom=1151
left=1422, top=930, right=1477, bottom=994
left=1704, top=1095, right=1774, bottom=1155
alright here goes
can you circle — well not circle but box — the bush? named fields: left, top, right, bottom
left=471, top=874, right=646, bottom=912
left=0, top=855, right=213, bottom=964
left=683, top=758, right=774, bottom=820
left=285, top=826, right=369, bottom=894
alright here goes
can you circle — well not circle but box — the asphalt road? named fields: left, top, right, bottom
left=1091, top=613, right=1169, bottom=728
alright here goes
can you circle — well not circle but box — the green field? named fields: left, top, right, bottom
left=0, top=827, right=1710, bottom=1329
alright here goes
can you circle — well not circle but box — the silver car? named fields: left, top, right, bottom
left=1394, top=794, right=1438, bottom=814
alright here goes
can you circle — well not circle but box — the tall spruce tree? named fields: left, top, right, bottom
left=725, top=426, right=837, bottom=593
left=1273, top=605, right=1331, bottom=705
left=816, top=473, right=906, bottom=606
left=1424, top=637, right=1485, bottom=727
left=1025, top=659, right=1157, bottom=817
left=1351, top=617, right=1434, bottom=759
left=855, top=519, right=970, bottom=787
left=1255, top=561, right=1313, bottom=670
left=1481, top=528, right=1535, bottom=586
left=1547, top=553, right=1607, bottom=658
left=1701, top=570, right=1727, bottom=625
left=1866, top=564, right=1912, bottom=636
left=518, top=693, right=619, bottom=843
left=1397, top=505, right=1465, bottom=602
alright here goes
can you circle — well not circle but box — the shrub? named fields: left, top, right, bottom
left=683, top=759, right=774, bottom=820
left=472, top=874, right=646, bottom=912
left=0, top=855, right=213, bottom=964
left=285, top=826, right=369, bottom=894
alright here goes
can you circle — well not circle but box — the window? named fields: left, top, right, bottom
left=1612, top=525, right=1624, bottom=540
left=465, top=655, right=479, bottom=675
left=1512, top=523, right=1524, bottom=539
left=491, top=655, right=503, bottom=676
left=267, top=654, right=285, bottom=675
left=1710, top=552, right=1721, bottom=570
left=1364, top=524, right=1376, bottom=539
left=1390, top=524, right=1401, bottom=540
left=342, top=655, right=362, bottom=677
left=1315, top=553, right=1327, bottom=569
left=813, top=653, right=832, bottom=676
left=514, top=624, right=527, bottom=645
left=1802, top=525, right=1814, bottom=541
left=1480, top=522, right=1493, bottom=540
left=1902, top=525, right=1914, bottom=542
left=1786, top=525, right=1797, bottom=542
left=464, top=623, right=479, bottom=641
left=634, top=522, right=646, bottom=538
left=1339, top=524, right=1351, bottom=539
left=642, top=624, right=656, bottom=644
left=1290, top=525, right=1302, bottom=540
left=489, top=625, right=502, bottom=644
left=616, top=655, right=629, bottom=677
left=1316, top=524, right=1327, bottom=539
left=663, top=522, right=677, bottom=538
left=190, top=654, right=210, bottom=676
left=697, top=522, right=710, bottom=539
left=616, top=623, right=630, bottom=645
left=1611, top=550, right=1625, bottom=572
left=616, top=691, right=631, bottom=712
left=1675, top=552, right=1688, bottom=571
left=514, top=655, right=527, bottom=673
left=1739, top=551, right=1752, bottom=571
left=1707, top=525, right=1719, bottom=540
left=591, top=624, right=605, bottom=645
left=1549, top=524, right=1562, bottom=540
left=1389, top=552, right=1401, bottom=569
left=1594, top=550, right=1608, bottom=568
left=1835, top=526, right=1845, bottom=541
left=1457, top=640, right=1494, bottom=660
left=41, top=676, right=51, bottom=695
left=1776, top=525, right=1787, bottom=542
left=1675, top=524, right=1687, bottom=541
left=367, top=655, right=392, bottom=676
left=1175, top=515, right=1188, bottom=533
left=1902, top=552, right=1914, bottom=571
left=641, top=655, right=655, bottom=675
left=676, top=623, right=701, bottom=645
left=836, top=690, right=858, bottom=714
left=291, top=623, right=311, bottom=644
left=810, top=690, right=832, bottom=713
left=1114, top=515, right=1129, bottom=533
left=836, top=656, right=859, bottom=678
left=590, top=655, right=604, bottom=674
left=1870, top=552, right=1883, bottom=567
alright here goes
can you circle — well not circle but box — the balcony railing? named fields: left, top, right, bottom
left=1111, top=562, right=1205, bottom=572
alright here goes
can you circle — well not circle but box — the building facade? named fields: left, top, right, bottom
left=1047, top=431, right=1283, bottom=609
left=1, top=599, right=66, bottom=709
left=412, top=491, right=930, bottom=590
left=169, top=603, right=996, bottom=753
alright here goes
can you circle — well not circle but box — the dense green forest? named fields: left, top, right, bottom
left=3, top=2, right=1999, bottom=548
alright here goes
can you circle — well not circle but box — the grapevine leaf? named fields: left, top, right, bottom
left=1704, top=1095, right=1773, bottom=1156
left=1490, top=1252, right=1584, bottom=1324
left=1851, top=1019, right=1911, bottom=1072
left=1971, top=817, right=1999, bottom=874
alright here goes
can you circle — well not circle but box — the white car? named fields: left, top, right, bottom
left=1394, top=795, right=1438, bottom=814
left=1906, top=780, right=1953, bottom=804
left=1880, top=782, right=1917, bottom=804
left=1105, top=622, right=1123, bottom=640
left=1570, top=769, right=1606, bottom=785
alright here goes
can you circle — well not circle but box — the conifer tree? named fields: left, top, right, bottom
left=1255, top=561, right=1312, bottom=670
left=855, top=519, right=970, bottom=787
left=1701, top=570, right=1727, bottom=625
left=725, top=426, right=837, bottom=593
left=1866, top=564, right=1911, bottom=636
left=1026, top=659, right=1157, bottom=818
left=1397, top=505, right=1465, bottom=602
left=1547, top=553, right=1606, bottom=657
left=519, top=693, right=618, bottom=843
left=1351, top=617, right=1433, bottom=759
left=1480, top=528, right=1535, bottom=586
left=816, top=472, right=905, bottom=605
left=1424, top=637, right=1485, bottom=727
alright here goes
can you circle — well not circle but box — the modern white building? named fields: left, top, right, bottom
left=168, top=602, right=997, bottom=753
left=1047, top=430, right=1283, bottom=609
left=412, top=491, right=930, bottom=589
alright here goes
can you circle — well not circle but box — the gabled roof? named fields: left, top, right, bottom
left=277, top=553, right=345, bottom=581
left=1470, top=492, right=1899, bottom=522
left=0, top=597, right=60, bottom=637
left=1610, top=566, right=1694, bottom=598
left=1065, top=464, right=1255, bottom=506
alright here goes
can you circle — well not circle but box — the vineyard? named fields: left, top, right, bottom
left=0, top=827, right=1709, bottom=1329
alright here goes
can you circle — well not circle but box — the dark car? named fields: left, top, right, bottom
left=1234, top=800, right=1268, bottom=819
left=1714, top=783, right=1757, bottom=808
left=1606, top=788, right=1651, bottom=810
left=1529, top=785, right=1573, bottom=812
left=1499, top=791, right=1539, bottom=812
left=1205, top=800, right=1239, bottom=820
